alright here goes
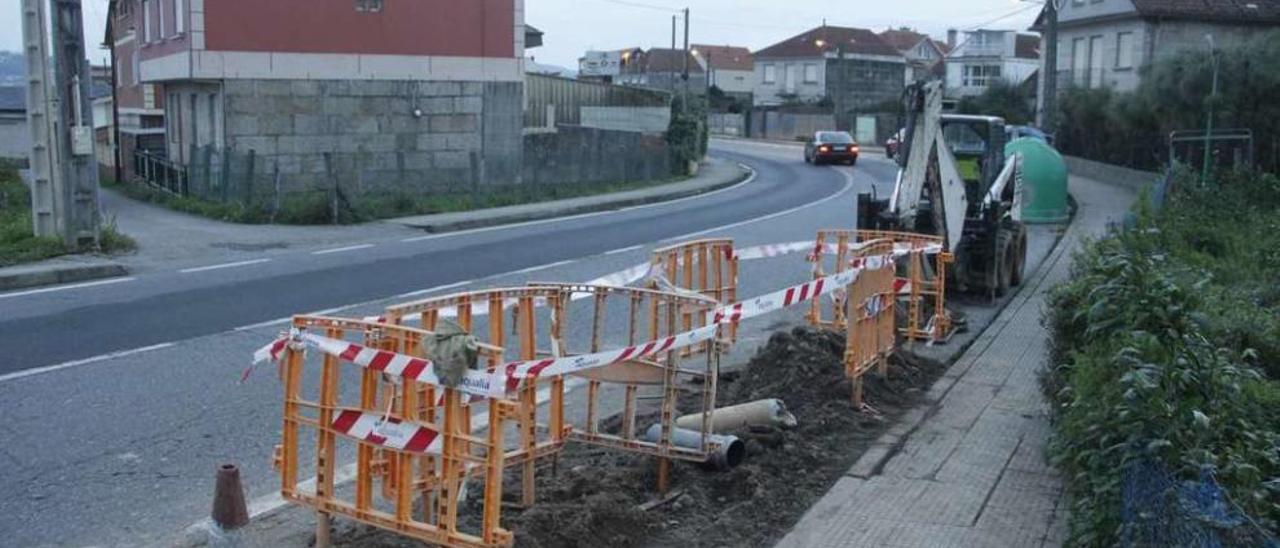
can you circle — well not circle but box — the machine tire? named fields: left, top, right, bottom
left=1010, top=227, right=1027, bottom=287
left=994, top=230, right=1014, bottom=297
left=849, top=157, right=858, bottom=166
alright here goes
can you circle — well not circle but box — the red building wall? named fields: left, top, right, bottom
left=204, top=0, right=515, bottom=58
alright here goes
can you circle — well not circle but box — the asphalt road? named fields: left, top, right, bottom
left=0, top=139, right=905, bottom=547
left=0, top=142, right=894, bottom=374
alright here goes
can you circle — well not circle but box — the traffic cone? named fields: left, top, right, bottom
left=210, top=463, right=249, bottom=546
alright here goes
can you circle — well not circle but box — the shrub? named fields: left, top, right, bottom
left=1044, top=169, right=1280, bottom=545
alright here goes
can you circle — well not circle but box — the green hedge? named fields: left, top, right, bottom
left=1043, top=170, right=1280, bottom=545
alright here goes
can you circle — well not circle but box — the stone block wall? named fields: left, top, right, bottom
left=220, top=79, right=521, bottom=196
left=523, top=125, right=672, bottom=188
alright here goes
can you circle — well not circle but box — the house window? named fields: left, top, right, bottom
left=174, top=0, right=184, bottom=34
left=803, top=63, right=818, bottom=83
left=1071, top=37, right=1087, bottom=84
left=962, top=64, right=1002, bottom=87
left=1089, top=35, right=1104, bottom=87
left=130, top=51, right=140, bottom=85
left=355, top=0, right=383, bottom=12
left=157, top=0, right=165, bottom=38
left=763, top=64, right=776, bottom=84
left=1115, top=32, right=1133, bottom=69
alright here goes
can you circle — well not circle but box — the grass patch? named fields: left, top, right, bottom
left=0, top=167, right=135, bottom=267
left=105, top=174, right=688, bottom=225
left=1043, top=170, right=1280, bottom=545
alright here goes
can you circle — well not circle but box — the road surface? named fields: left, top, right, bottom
left=0, top=139, right=905, bottom=546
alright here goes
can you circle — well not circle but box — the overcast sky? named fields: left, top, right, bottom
left=1, top=0, right=1041, bottom=69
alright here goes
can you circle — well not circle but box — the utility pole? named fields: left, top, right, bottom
left=49, top=0, right=100, bottom=247
left=670, top=15, right=677, bottom=93
left=21, top=0, right=59, bottom=238
left=682, top=7, right=690, bottom=112
left=1040, top=0, right=1059, bottom=133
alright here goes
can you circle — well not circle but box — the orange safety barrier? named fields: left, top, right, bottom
left=274, top=315, right=515, bottom=548
left=807, top=229, right=954, bottom=343
left=843, top=241, right=898, bottom=406
left=529, top=282, right=727, bottom=493
left=381, top=287, right=569, bottom=509
left=649, top=238, right=738, bottom=351
left=380, top=283, right=727, bottom=498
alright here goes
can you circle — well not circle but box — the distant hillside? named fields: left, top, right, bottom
left=0, top=52, right=24, bottom=86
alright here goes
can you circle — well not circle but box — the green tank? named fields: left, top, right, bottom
left=1005, top=137, right=1069, bottom=224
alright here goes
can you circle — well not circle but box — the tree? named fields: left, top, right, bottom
left=956, top=80, right=1034, bottom=125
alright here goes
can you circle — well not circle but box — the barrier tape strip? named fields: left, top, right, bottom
left=249, top=250, right=897, bottom=398
left=708, top=253, right=894, bottom=325
left=331, top=408, right=444, bottom=454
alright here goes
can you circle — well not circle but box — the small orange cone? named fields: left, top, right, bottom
left=211, top=463, right=249, bottom=531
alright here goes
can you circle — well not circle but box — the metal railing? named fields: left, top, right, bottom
left=133, top=149, right=187, bottom=196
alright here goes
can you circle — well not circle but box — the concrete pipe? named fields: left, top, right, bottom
left=642, top=424, right=745, bottom=469
left=674, top=399, right=798, bottom=432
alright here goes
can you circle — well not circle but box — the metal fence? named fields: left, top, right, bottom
left=134, top=146, right=260, bottom=204
left=1121, top=460, right=1277, bottom=547
left=524, top=73, right=670, bottom=128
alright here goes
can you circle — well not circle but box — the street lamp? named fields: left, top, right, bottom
left=1202, top=34, right=1219, bottom=184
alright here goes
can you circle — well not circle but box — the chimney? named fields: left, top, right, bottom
left=947, top=29, right=957, bottom=50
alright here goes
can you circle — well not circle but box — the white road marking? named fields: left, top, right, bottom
left=391, top=279, right=473, bottom=299
left=232, top=316, right=294, bottom=332
left=398, top=164, right=757, bottom=244
left=0, top=276, right=136, bottom=300
left=662, top=167, right=856, bottom=242
left=0, top=342, right=175, bottom=383
left=604, top=244, right=643, bottom=255
left=178, top=258, right=272, bottom=274
left=312, top=243, right=375, bottom=255
left=511, top=259, right=575, bottom=275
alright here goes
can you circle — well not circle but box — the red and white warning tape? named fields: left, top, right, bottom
left=331, top=408, right=443, bottom=454
left=708, top=253, right=893, bottom=324
left=249, top=248, right=897, bottom=397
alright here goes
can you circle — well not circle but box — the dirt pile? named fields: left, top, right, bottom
left=333, top=326, right=945, bottom=547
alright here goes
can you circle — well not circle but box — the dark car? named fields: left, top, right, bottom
left=804, top=131, right=859, bottom=166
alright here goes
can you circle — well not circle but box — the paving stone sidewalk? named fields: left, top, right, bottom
left=776, top=175, right=1138, bottom=548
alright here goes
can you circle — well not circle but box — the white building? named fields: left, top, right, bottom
left=944, top=30, right=1040, bottom=98
left=690, top=44, right=754, bottom=100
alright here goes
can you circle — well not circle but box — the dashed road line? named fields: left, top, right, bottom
left=604, top=244, right=643, bottom=255
left=511, top=259, right=576, bottom=275
left=312, top=243, right=375, bottom=255
left=0, top=342, right=175, bottom=383
left=0, top=276, right=137, bottom=300
left=179, top=258, right=272, bottom=274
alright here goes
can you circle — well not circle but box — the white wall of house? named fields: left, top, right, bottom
left=753, top=57, right=827, bottom=105
left=709, top=68, right=754, bottom=95
left=945, top=57, right=1038, bottom=97
left=1056, top=19, right=1145, bottom=91
left=163, top=81, right=223, bottom=164
left=0, top=114, right=30, bottom=162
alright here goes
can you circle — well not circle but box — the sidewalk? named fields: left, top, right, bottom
left=776, top=174, right=1137, bottom=547
left=386, top=157, right=747, bottom=232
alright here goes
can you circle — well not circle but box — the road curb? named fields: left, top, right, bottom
left=0, top=260, right=129, bottom=292
left=389, top=161, right=752, bottom=234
